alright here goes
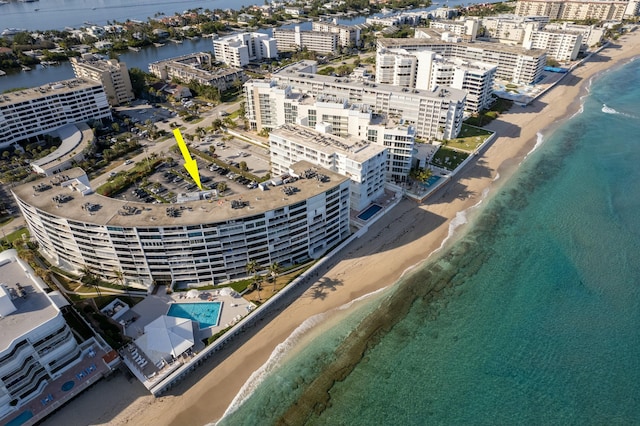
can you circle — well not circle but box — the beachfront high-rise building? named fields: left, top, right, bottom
left=212, top=32, right=278, bottom=67
left=522, top=24, right=582, bottom=61
left=269, top=61, right=466, bottom=141
left=481, top=14, right=550, bottom=43
left=270, top=124, right=387, bottom=211
left=543, top=22, right=606, bottom=51
left=376, top=48, right=497, bottom=113
left=272, top=26, right=339, bottom=54
left=0, top=78, right=111, bottom=149
left=149, top=53, right=247, bottom=92
left=0, top=250, right=92, bottom=421
left=311, top=20, right=361, bottom=48
left=514, top=0, right=638, bottom=20
left=480, top=15, right=603, bottom=56
left=70, top=55, right=134, bottom=106
left=13, top=165, right=350, bottom=289
left=243, top=78, right=418, bottom=181
left=384, top=29, right=547, bottom=85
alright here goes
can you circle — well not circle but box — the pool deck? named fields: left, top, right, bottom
left=120, top=289, right=255, bottom=340
left=350, top=189, right=399, bottom=229
left=116, top=287, right=256, bottom=392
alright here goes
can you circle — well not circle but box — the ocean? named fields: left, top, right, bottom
left=218, top=58, right=640, bottom=424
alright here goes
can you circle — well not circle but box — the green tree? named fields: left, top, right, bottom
left=128, top=67, right=148, bottom=97
left=112, top=267, right=130, bottom=297
left=269, top=261, right=281, bottom=292
left=246, top=259, right=263, bottom=299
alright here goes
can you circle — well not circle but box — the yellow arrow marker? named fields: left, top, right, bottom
left=173, top=129, right=202, bottom=190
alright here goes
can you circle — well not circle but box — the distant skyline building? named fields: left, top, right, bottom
left=270, top=61, right=466, bottom=141
left=149, top=52, right=247, bottom=92
left=212, top=32, right=278, bottom=67
left=514, top=0, right=638, bottom=20
left=382, top=29, right=547, bottom=85
left=429, top=19, right=480, bottom=41
left=273, top=26, right=339, bottom=54
left=0, top=78, right=111, bottom=149
left=312, top=20, right=361, bottom=48
left=376, top=48, right=497, bottom=113
left=70, top=55, right=134, bottom=106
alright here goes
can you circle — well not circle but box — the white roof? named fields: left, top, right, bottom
left=136, top=315, right=194, bottom=358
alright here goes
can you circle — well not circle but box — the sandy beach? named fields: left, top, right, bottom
left=42, top=30, right=640, bottom=426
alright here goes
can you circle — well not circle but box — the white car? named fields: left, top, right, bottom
left=125, top=159, right=134, bottom=165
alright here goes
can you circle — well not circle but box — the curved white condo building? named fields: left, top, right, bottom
left=12, top=162, right=351, bottom=289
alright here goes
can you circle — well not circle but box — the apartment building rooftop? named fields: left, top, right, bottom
left=0, top=251, right=59, bottom=352
left=0, top=78, right=101, bottom=104
left=150, top=55, right=243, bottom=80
left=378, top=29, right=547, bottom=57
left=13, top=164, right=349, bottom=227
left=274, top=60, right=468, bottom=101
left=271, top=123, right=387, bottom=163
left=71, top=56, right=123, bottom=71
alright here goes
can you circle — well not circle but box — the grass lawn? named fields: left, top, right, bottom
left=430, top=146, right=470, bottom=171
left=445, top=124, right=493, bottom=152
left=1, top=227, right=29, bottom=250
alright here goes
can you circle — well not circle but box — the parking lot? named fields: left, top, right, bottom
left=117, top=139, right=270, bottom=205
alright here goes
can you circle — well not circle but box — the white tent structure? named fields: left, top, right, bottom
left=219, top=287, right=239, bottom=298
left=135, top=315, right=194, bottom=361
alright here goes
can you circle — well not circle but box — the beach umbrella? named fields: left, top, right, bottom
left=186, top=289, right=199, bottom=299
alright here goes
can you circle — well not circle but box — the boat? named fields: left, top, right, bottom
left=2, top=28, right=27, bottom=36
left=0, top=70, right=6, bottom=76
left=0, top=1, right=9, bottom=5
left=153, top=42, right=165, bottom=47
left=128, top=46, right=141, bottom=52
left=21, top=66, right=31, bottom=71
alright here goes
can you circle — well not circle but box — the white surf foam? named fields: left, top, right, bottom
left=436, top=193, right=486, bottom=253
left=602, top=103, right=637, bottom=118
left=524, top=132, right=545, bottom=160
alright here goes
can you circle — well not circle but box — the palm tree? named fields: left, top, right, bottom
left=246, top=259, right=262, bottom=299
left=81, top=265, right=102, bottom=298
left=269, top=261, right=281, bottom=292
left=112, top=267, right=130, bottom=297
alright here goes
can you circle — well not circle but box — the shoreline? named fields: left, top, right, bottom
left=42, top=30, right=640, bottom=426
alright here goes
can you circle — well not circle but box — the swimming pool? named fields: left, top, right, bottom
left=167, top=302, right=222, bottom=329
left=421, top=175, right=441, bottom=187
left=6, top=411, right=33, bottom=426
left=357, top=204, right=382, bottom=221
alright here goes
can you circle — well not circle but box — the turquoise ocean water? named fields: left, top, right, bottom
left=219, top=58, right=640, bottom=425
